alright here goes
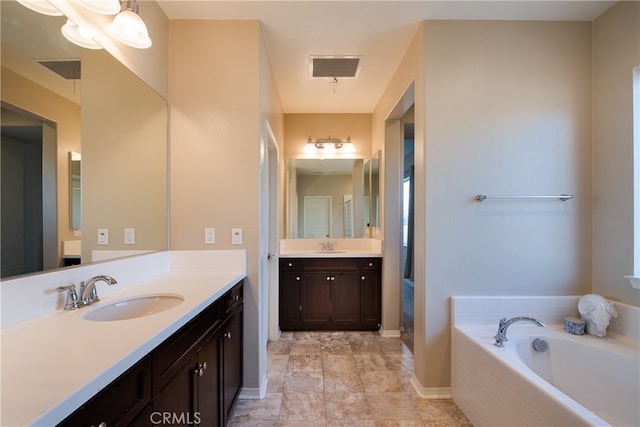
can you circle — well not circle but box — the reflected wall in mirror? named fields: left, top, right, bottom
left=286, top=158, right=365, bottom=238
left=370, top=152, right=380, bottom=230
left=363, top=151, right=381, bottom=237
left=69, top=151, right=81, bottom=229
left=0, top=0, right=168, bottom=279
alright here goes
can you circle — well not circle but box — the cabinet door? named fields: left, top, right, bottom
left=302, top=272, right=332, bottom=327
left=360, top=270, right=381, bottom=329
left=279, top=272, right=302, bottom=329
left=195, top=330, right=221, bottom=427
left=222, top=306, right=243, bottom=424
left=331, top=271, right=361, bottom=328
left=151, top=352, right=197, bottom=423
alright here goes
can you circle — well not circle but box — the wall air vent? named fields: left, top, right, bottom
left=37, top=59, right=81, bottom=80
left=310, top=56, right=362, bottom=79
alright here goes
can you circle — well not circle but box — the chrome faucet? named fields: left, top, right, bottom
left=494, top=316, right=545, bottom=347
left=79, top=275, right=118, bottom=305
left=320, top=241, right=335, bottom=252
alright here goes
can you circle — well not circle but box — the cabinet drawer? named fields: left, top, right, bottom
left=302, top=258, right=360, bottom=272
left=224, top=281, right=244, bottom=315
left=59, top=356, right=151, bottom=427
left=152, top=301, right=221, bottom=396
left=362, top=258, right=380, bottom=271
left=280, top=258, right=302, bottom=271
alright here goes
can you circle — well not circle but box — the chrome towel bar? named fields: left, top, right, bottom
left=475, top=194, right=573, bottom=202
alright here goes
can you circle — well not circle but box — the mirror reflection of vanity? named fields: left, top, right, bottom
left=0, top=0, right=168, bottom=279
left=285, top=150, right=380, bottom=240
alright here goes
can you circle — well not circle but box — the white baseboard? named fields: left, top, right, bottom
left=239, top=372, right=268, bottom=400
left=379, top=328, right=401, bottom=338
left=410, top=375, right=452, bottom=399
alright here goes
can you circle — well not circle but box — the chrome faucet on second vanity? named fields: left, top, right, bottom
left=494, top=316, right=545, bottom=347
left=79, top=275, right=118, bottom=306
left=320, top=241, right=336, bottom=252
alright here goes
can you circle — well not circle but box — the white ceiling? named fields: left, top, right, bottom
left=156, top=0, right=615, bottom=114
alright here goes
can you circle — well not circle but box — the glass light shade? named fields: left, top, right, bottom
left=62, top=19, right=102, bottom=50
left=108, top=10, right=152, bottom=49
left=78, top=0, right=121, bottom=15
left=16, top=0, right=62, bottom=16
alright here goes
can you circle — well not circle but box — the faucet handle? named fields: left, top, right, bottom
left=56, top=284, right=82, bottom=310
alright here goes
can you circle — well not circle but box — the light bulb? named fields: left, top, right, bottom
left=62, top=19, right=102, bottom=50
left=109, top=9, right=152, bottom=49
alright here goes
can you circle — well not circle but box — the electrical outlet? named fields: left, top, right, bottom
left=124, top=228, right=135, bottom=245
left=97, top=228, right=109, bottom=245
left=231, top=228, right=242, bottom=245
left=205, top=228, right=216, bottom=244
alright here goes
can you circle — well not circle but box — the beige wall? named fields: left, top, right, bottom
left=592, top=1, right=640, bottom=306
left=82, top=50, right=168, bottom=261
left=284, top=113, right=372, bottom=159
left=1, top=67, right=81, bottom=265
left=375, top=20, right=593, bottom=391
left=169, top=20, right=284, bottom=393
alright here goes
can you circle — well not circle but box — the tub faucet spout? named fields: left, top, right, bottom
left=494, top=316, right=545, bottom=347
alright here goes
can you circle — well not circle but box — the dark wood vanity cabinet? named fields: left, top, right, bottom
left=57, top=356, right=152, bottom=427
left=58, top=280, right=244, bottom=427
left=279, top=258, right=381, bottom=331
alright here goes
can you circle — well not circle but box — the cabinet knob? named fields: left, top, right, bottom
left=202, top=361, right=208, bottom=371
left=233, top=295, right=240, bottom=301
left=326, top=276, right=331, bottom=281
left=368, top=262, right=374, bottom=267
left=361, top=276, right=366, bottom=280
left=288, top=262, right=293, bottom=267
left=225, top=332, right=232, bottom=339
left=296, top=276, right=301, bottom=281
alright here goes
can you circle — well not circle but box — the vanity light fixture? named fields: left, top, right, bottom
left=62, top=19, right=103, bottom=50
left=306, top=136, right=355, bottom=154
left=108, top=0, right=152, bottom=49
left=16, top=0, right=62, bottom=16
left=77, top=0, right=121, bottom=15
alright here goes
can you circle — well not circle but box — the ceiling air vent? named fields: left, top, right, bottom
left=310, top=56, right=362, bottom=79
left=37, top=59, right=81, bottom=80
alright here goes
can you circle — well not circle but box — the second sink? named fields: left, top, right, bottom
left=83, top=294, right=184, bottom=322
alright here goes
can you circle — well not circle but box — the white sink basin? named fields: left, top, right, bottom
left=83, top=294, right=184, bottom=321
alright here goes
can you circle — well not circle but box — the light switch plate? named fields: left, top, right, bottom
left=97, top=228, right=109, bottom=245
left=232, top=228, right=242, bottom=245
left=124, top=228, right=135, bottom=245
left=205, top=228, right=216, bottom=245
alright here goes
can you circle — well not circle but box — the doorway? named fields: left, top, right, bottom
left=1, top=104, right=57, bottom=278
left=401, top=110, right=415, bottom=351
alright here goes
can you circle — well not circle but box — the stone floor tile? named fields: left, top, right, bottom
left=324, top=392, right=371, bottom=421
left=322, top=354, right=358, bottom=372
left=324, top=370, right=364, bottom=393
left=288, top=354, right=323, bottom=372
left=280, top=391, right=326, bottom=422
left=283, top=370, right=324, bottom=393
left=360, top=370, right=403, bottom=393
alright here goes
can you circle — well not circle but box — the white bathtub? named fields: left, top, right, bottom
left=452, top=323, right=640, bottom=426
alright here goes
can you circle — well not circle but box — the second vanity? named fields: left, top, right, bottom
left=279, top=239, right=382, bottom=331
left=0, top=250, right=246, bottom=426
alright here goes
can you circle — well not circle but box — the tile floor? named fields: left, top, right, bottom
left=229, top=331, right=473, bottom=426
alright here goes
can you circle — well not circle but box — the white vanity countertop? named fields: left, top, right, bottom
left=0, top=270, right=246, bottom=426
left=279, top=250, right=382, bottom=258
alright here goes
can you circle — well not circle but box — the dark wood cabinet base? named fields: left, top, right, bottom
left=279, top=258, right=381, bottom=331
